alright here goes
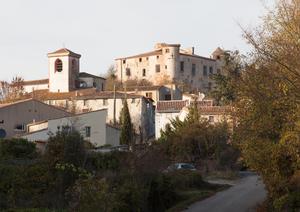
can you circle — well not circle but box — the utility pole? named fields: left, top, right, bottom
left=113, top=83, right=116, bottom=125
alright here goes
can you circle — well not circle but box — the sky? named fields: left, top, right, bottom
left=0, top=0, right=274, bottom=82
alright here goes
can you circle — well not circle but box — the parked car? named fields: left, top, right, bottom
left=165, top=163, right=197, bottom=172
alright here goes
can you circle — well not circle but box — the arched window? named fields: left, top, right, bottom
left=55, top=59, right=63, bottom=72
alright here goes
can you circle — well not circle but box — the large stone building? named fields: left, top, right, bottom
left=115, top=43, right=225, bottom=93
left=22, top=48, right=106, bottom=93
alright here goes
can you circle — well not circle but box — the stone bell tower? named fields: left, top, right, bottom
left=47, top=48, right=81, bottom=93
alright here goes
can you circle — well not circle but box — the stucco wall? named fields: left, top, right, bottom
left=106, top=125, right=120, bottom=146
left=115, top=44, right=221, bottom=92
left=24, top=83, right=49, bottom=93
left=0, top=100, right=70, bottom=138
left=155, top=109, right=231, bottom=139
left=49, top=56, right=79, bottom=92
left=22, top=129, right=49, bottom=142
left=22, top=109, right=107, bottom=147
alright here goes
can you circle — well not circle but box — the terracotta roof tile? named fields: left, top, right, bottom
left=25, top=89, right=143, bottom=101
left=198, top=106, right=232, bottom=115
left=22, top=79, right=49, bottom=86
left=180, top=53, right=216, bottom=61
left=116, top=50, right=162, bottom=60
left=156, top=100, right=189, bottom=112
left=126, top=85, right=162, bottom=91
left=79, top=72, right=106, bottom=80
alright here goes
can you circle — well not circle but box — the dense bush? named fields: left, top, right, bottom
left=0, top=131, right=213, bottom=211
left=0, top=138, right=37, bottom=160
left=158, top=109, right=239, bottom=171
left=165, top=170, right=206, bottom=190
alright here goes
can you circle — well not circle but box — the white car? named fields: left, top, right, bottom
left=165, top=163, right=196, bottom=172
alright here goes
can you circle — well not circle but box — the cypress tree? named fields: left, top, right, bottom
left=185, top=100, right=199, bottom=124
left=119, top=100, right=133, bottom=145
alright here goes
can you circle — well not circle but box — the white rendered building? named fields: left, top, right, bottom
left=155, top=100, right=232, bottom=139
left=21, top=109, right=114, bottom=150
left=34, top=90, right=155, bottom=141
left=115, top=43, right=225, bottom=93
left=22, top=48, right=106, bottom=93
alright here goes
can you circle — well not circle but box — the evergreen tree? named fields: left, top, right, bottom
left=185, top=100, right=200, bottom=124
left=119, top=100, right=133, bottom=145
left=211, top=51, right=242, bottom=105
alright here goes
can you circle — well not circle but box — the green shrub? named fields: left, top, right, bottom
left=165, top=170, right=205, bottom=190
left=0, top=138, right=37, bottom=160
left=147, top=174, right=178, bottom=212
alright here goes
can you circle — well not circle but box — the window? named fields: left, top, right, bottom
left=165, top=65, right=167, bottom=69
left=123, top=60, right=126, bottom=64
left=180, top=61, right=184, bottom=72
left=80, top=81, right=87, bottom=88
left=93, top=82, right=97, bottom=87
left=131, top=98, right=136, bottom=103
left=146, top=57, right=149, bottom=61
left=156, top=55, right=160, bottom=59
left=165, top=94, right=171, bottom=100
left=139, top=58, right=142, bottom=62
left=0, top=120, right=4, bottom=124
left=55, top=59, right=63, bottom=72
left=192, top=64, right=196, bottom=76
left=126, top=68, right=131, bottom=76
left=209, top=116, right=214, bottom=123
left=165, top=48, right=170, bottom=53
left=203, top=65, right=207, bottom=76
left=142, top=69, right=146, bottom=77
left=209, top=67, right=213, bottom=75
left=85, top=126, right=91, bottom=137
left=155, top=65, right=160, bottom=73
left=14, top=124, right=25, bottom=131
left=103, top=99, right=108, bottom=106
left=146, top=92, right=153, bottom=99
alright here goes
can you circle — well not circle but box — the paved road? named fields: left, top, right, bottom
left=184, top=172, right=267, bottom=212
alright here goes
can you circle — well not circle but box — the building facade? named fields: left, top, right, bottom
left=125, top=84, right=182, bottom=105
left=0, top=99, right=70, bottom=139
left=21, top=109, right=108, bottom=148
left=115, top=43, right=225, bottom=93
left=22, top=48, right=106, bottom=93
left=155, top=100, right=232, bottom=139
left=32, top=90, right=155, bottom=141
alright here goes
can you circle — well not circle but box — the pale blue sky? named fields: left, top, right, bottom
left=0, top=0, right=274, bottom=81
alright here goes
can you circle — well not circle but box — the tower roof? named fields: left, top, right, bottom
left=47, top=48, right=81, bottom=58
left=212, top=47, right=224, bottom=55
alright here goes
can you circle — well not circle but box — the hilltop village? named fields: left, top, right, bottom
left=0, top=43, right=230, bottom=149
left=0, top=43, right=232, bottom=149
